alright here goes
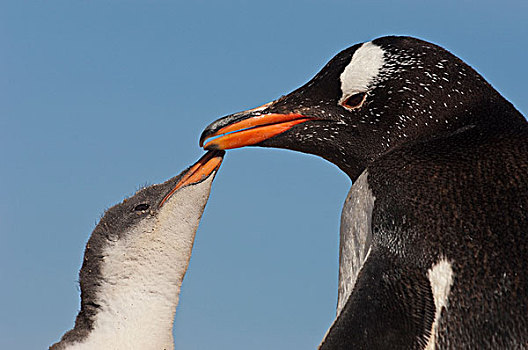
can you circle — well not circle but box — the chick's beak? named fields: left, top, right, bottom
left=159, top=150, right=224, bottom=208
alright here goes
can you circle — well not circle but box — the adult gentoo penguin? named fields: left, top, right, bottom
left=51, top=150, right=224, bottom=350
left=200, top=36, right=528, bottom=349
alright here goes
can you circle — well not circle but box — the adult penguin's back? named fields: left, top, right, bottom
left=200, top=36, right=528, bottom=348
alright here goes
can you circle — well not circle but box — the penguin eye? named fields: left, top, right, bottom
left=133, top=203, right=150, bottom=212
left=341, top=92, right=367, bottom=110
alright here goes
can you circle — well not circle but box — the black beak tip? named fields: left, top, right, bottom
left=204, top=143, right=220, bottom=151
left=199, top=118, right=222, bottom=147
left=199, top=129, right=211, bottom=148
left=207, top=149, right=225, bottom=157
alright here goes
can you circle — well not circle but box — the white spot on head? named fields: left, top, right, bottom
left=425, top=258, right=454, bottom=350
left=339, top=42, right=385, bottom=105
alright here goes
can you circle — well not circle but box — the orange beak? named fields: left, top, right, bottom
left=200, top=112, right=315, bottom=150
left=159, top=150, right=224, bottom=207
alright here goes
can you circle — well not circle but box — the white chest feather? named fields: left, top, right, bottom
left=337, top=170, right=375, bottom=315
left=425, top=259, right=454, bottom=350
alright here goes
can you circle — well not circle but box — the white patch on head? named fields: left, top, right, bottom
left=67, top=175, right=215, bottom=350
left=425, top=258, right=454, bottom=350
left=339, top=42, right=385, bottom=105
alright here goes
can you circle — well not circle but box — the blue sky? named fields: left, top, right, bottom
left=1, top=1, right=527, bottom=349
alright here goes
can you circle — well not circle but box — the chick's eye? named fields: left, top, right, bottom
left=342, top=92, right=367, bottom=110
left=133, top=203, right=150, bottom=212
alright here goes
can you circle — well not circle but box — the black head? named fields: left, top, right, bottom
left=200, top=36, right=524, bottom=180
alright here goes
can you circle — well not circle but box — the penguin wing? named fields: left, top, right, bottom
left=320, top=247, right=435, bottom=350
